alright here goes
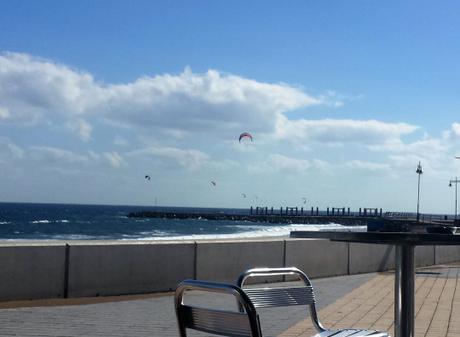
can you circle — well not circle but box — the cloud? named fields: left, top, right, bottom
left=443, top=122, right=460, bottom=141
left=105, top=68, right=322, bottom=134
left=2, top=51, right=440, bottom=185
left=275, top=116, right=418, bottom=145
left=368, top=136, right=451, bottom=174
left=368, top=137, right=447, bottom=155
left=0, top=106, right=10, bottom=120
left=127, top=145, right=209, bottom=170
left=248, top=154, right=329, bottom=174
left=0, top=52, right=419, bottom=153
left=113, top=136, right=129, bottom=147
left=66, top=119, right=92, bottom=141
left=0, top=53, right=102, bottom=125
left=0, top=137, right=23, bottom=163
left=28, top=146, right=126, bottom=168
left=104, top=151, right=123, bottom=168
left=311, top=158, right=332, bottom=172
left=29, top=146, right=89, bottom=164
left=268, top=154, right=311, bottom=173
left=345, top=160, right=390, bottom=171
left=0, top=53, right=324, bottom=139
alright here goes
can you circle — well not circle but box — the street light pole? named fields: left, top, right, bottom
left=449, top=177, right=459, bottom=220
left=416, top=162, right=423, bottom=222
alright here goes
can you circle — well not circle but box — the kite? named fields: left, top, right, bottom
left=210, top=181, right=216, bottom=186
left=238, top=132, right=253, bottom=143
left=145, top=175, right=151, bottom=181
left=302, top=197, right=307, bottom=204
left=241, top=193, right=247, bottom=198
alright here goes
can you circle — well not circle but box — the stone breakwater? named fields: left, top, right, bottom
left=127, top=210, right=382, bottom=226
left=127, top=210, right=458, bottom=233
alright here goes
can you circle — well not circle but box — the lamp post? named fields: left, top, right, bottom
left=449, top=178, right=459, bottom=220
left=416, top=161, right=423, bottom=222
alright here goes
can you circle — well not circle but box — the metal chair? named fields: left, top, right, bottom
left=175, top=279, right=263, bottom=337
left=237, top=267, right=389, bottom=337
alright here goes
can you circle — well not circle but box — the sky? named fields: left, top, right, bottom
left=1, top=1, right=460, bottom=213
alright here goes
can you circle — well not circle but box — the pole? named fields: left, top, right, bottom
left=449, top=178, right=459, bottom=221
left=395, top=245, right=415, bottom=337
left=417, top=173, right=421, bottom=222
left=416, top=162, right=423, bottom=222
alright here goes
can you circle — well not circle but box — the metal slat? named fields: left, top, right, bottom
left=315, top=330, right=361, bottom=337
left=313, top=330, right=343, bottom=337
left=243, top=287, right=315, bottom=307
left=313, top=329, right=389, bottom=337
left=183, top=306, right=253, bottom=337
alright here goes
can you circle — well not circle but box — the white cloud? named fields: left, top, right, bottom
left=105, top=68, right=321, bottom=135
left=0, top=137, right=23, bottom=162
left=368, top=137, right=447, bottom=156
left=26, top=147, right=126, bottom=170
left=113, top=136, right=129, bottom=147
left=443, top=122, right=460, bottom=140
left=206, top=159, right=240, bottom=171
left=0, top=52, right=421, bottom=154
left=311, top=159, right=332, bottom=172
left=248, top=154, right=329, bottom=174
left=0, top=106, right=10, bottom=120
left=128, top=146, right=209, bottom=170
left=275, top=116, right=418, bottom=145
left=104, top=151, right=123, bottom=168
left=87, top=150, right=101, bottom=161
left=368, top=136, right=450, bottom=175
left=268, top=154, right=311, bottom=173
left=0, top=53, right=324, bottom=139
left=345, top=160, right=390, bottom=171
left=29, top=146, right=89, bottom=164
left=66, top=119, right=92, bottom=141
left=0, top=53, right=103, bottom=124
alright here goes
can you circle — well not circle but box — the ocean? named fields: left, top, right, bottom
left=0, top=202, right=366, bottom=241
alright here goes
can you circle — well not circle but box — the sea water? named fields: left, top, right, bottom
left=0, top=202, right=366, bottom=241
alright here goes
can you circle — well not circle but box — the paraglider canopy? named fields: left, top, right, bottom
left=238, top=132, right=253, bottom=143
left=145, top=175, right=151, bottom=180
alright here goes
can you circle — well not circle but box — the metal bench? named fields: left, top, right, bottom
left=237, top=267, right=390, bottom=337
left=175, top=279, right=263, bottom=337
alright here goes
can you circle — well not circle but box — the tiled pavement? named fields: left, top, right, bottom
left=279, top=264, right=460, bottom=337
left=0, top=273, right=374, bottom=337
left=0, top=264, right=458, bottom=337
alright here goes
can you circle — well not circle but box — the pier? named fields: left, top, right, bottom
left=127, top=206, right=459, bottom=231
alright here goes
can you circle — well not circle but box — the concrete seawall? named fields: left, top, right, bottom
left=0, top=238, right=459, bottom=301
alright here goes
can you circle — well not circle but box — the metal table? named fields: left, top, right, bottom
left=289, top=231, right=460, bottom=337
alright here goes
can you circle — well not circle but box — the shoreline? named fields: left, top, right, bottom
left=0, top=223, right=367, bottom=243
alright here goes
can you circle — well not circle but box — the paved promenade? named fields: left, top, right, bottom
left=280, top=264, right=460, bottom=337
left=0, top=264, right=458, bottom=337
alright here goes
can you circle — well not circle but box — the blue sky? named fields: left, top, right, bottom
left=1, top=1, right=460, bottom=213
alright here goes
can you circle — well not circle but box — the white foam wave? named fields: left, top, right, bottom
left=125, top=223, right=367, bottom=241
left=30, top=219, right=69, bottom=224
left=0, top=221, right=10, bottom=225
left=50, top=234, right=96, bottom=240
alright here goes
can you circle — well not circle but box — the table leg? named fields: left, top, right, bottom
left=394, top=245, right=415, bottom=337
